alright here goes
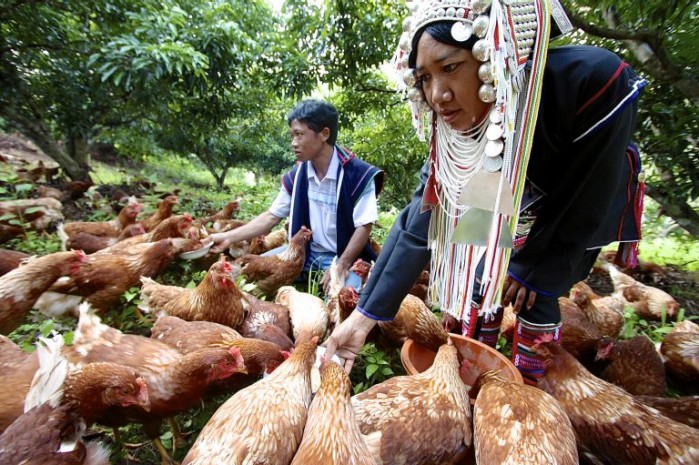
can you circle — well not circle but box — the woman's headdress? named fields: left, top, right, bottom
left=393, top=0, right=571, bottom=321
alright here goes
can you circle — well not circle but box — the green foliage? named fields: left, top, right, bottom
left=350, top=342, right=405, bottom=394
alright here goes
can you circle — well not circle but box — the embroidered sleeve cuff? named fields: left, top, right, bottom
left=356, top=305, right=395, bottom=322
left=506, top=271, right=556, bottom=297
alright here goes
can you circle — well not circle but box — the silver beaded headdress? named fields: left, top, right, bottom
left=393, top=0, right=571, bottom=321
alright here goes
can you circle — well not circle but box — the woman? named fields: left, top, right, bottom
left=325, top=0, right=645, bottom=385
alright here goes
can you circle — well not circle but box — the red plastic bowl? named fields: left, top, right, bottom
left=400, top=333, right=523, bottom=405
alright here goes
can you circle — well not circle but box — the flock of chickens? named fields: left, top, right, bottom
left=1, top=171, right=699, bottom=464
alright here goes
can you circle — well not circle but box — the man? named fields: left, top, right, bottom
left=209, top=99, right=384, bottom=291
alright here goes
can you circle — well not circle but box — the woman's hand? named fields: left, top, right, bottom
left=502, top=276, right=537, bottom=314
left=323, top=310, right=377, bottom=374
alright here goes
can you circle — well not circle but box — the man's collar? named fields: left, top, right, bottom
left=307, top=146, right=339, bottom=181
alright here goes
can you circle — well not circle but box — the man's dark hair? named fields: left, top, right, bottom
left=286, top=99, right=339, bottom=146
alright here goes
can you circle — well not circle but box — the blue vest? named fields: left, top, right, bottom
left=281, top=146, right=384, bottom=262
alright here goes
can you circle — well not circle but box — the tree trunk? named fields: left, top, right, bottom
left=645, top=184, right=699, bottom=237
left=0, top=105, right=91, bottom=182
left=67, top=134, right=89, bottom=166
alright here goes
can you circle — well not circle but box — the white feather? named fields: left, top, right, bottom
left=24, top=333, right=69, bottom=411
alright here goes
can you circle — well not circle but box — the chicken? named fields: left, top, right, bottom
left=660, top=331, right=699, bottom=387
left=59, top=222, right=145, bottom=254
left=96, top=213, right=194, bottom=255
left=408, top=268, right=430, bottom=304
left=499, top=304, right=517, bottom=341
left=199, top=199, right=240, bottom=226
left=290, top=360, right=375, bottom=465
left=240, top=292, right=294, bottom=351
left=0, top=248, right=29, bottom=276
left=350, top=258, right=373, bottom=289
left=558, top=296, right=603, bottom=364
left=0, top=335, right=149, bottom=465
left=0, top=197, right=64, bottom=231
left=235, top=226, right=313, bottom=296
left=604, top=262, right=680, bottom=320
left=275, top=285, right=329, bottom=344
left=670, top=318, right=699, bottom=335
left=595, top=335, right=667, bottom=396
left=327, top=286, right=359, bottom=331
left=0, top=335, right=39, bottom=433
left=536, top=339, right=699, bottom=464
left=141, top=195, right=178, bottom=232
left=569, top=282, right=625, bottom=338
left=0, top=223, right=24, bottom=244
left=62, top=196, right=142, bottom=238
left=37, top=184, right=64, bottom=201
left=470, top=370, right=578, bottom=465
left=63, top=305, right=248, bottom=464
left=0, top=250, right=86, bottom=334
left=378, top=293, right=449, bottom=352
left=352, top=343, right=472, bottom=465
left=182, top=338, right=318, bottom=465
left=599, top=249, right=667, bottom=282
left=36, top=238, right=189, bottom=315
left=636, top=395, right=699, bottom=429
left=151, top=315, right=286, bottom=377
left=139, top=255, right=248, bottom=329
left=248, top=228, right=288, bottom=255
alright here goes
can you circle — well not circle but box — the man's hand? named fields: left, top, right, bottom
left=502, top=276, right=537, bottom=314
left=323, top=310, right=377, bottom=374
left=208, top=231, right=234, bottom=254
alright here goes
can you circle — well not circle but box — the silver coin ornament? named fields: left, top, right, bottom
left=451, top=21, right=473, bottom=42
left=399, top=34, right=411, bottom=52
left=473, top=15, right=490, bottom=38
left=485, top=139, right=504, bottom=157
left=408, top=87, right=422, bottom=102
left=478, top=83, right=496, bottom=103
left=472, top=0, right=492, bottom=14
left=483, top=154, right=504, bottom=172
left=478, top=62, right=494, bottom=84
left=486, top=124, right=504, bottom=141
left=472, top=39, right=490, bottom=62
left=402, top=17, right=413, bottom=33
left=403, top=69, right=417, bottom=87
left=489, top=108, right=503, bottom=124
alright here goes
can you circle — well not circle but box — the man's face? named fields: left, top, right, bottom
left=289, top=120, right=328, bottom=162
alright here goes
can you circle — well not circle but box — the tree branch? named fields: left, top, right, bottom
left=562, top=5, right=656, bottom=43
left=0, top=0, right=47, bottom=19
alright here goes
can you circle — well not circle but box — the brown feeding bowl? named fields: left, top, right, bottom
left=401, top=333, right=523, bottom=405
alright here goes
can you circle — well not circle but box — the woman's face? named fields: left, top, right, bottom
left=414, top=32, right=490, bottom=132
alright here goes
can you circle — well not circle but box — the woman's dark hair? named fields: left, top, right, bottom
left=408, top=21, right=479, bottom=68
left=286, top=99, right=339, bottom=146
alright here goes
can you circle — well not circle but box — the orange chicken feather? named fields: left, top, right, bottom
left=595, top=335, right=667, bottom=396
left=378, top=293, right=449, bottom=352
left=351, top=343, right=472, bottom=465
left=275, top=285, right=329, bottom=344
left=240, top=292, right=294, bottom=351
left=62, top=196, right=142, bottom=238
left=471, top=370, right=578, bottom=465
left=141, top=195, right=178, bottom=232
left=604, top=262, right=680, bottom=320
left=569, top=282, right=625, bottom=338
left=182, top=338, right=318, bottom=465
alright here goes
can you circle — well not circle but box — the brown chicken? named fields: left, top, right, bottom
left=290, top=360, right=375, bottom=465
left=60, top=222, right=145, bottom=254
left=139, top=255, right=248, bottom=329
left=63, top=305, right=247, bottom=464
left=605, top=262, right=680, bottom=320
left=0, top=334, right=149, bottom=465
left=660, top=330, right=699, bottom=387
left=0, top=249, right=86, bottom=334
left=240, top=292, right=294, bottom=351
left=0, top=335, right=39, bottom=433
left=0, top=248, right=29, bottom=276
left=350, top=258, right=373, bottom=289
left=182, top=338, right=318, bottom=465
left=595, top=335, right=667, bottom=396
left=352, top=343, right=472, bottom=465
left=199, top=199, right=240, bottom=225
left=97, top=213, right=194, bottom=255
left=378, top=293, right=449, bottom=352
left=671, top=319, right=699, bottom=335
left=636, top=395, right=699, bottom=429
left=151, top=315, right=286, bottom=377
left=62, top=196, right=142, bottom=238
left=0, top=223, right=24, bottom=244
left=408, top=268, right=430, bottom=304
left=557, top=296, right=604, bottom=365
left=536, top=340, right=699, bottom=464
left=37, top=238, right=190, bottom=315
left=569, top=282, right=625, bottom=338
left=471, top=370, right=578, bottom=465
left=499, top=304, right=517, bottom=341
left=141, top=195, right=178, bottom=232
left=235, top=226, right=313, bottom=296
left=248, top=228, right=288, bottom=255
left=275, top=285, right=329, bottom=344
left=327, top=286, right=359, bottom=331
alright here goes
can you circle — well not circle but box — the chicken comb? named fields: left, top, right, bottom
left=219, top=255, right=233, bottom=273
left=72, top=249, right=87, bottom=261
left=183, top=213, right=193, bottom=222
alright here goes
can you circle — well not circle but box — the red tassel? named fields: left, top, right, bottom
left=626, top=172, right=646, bottom=269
